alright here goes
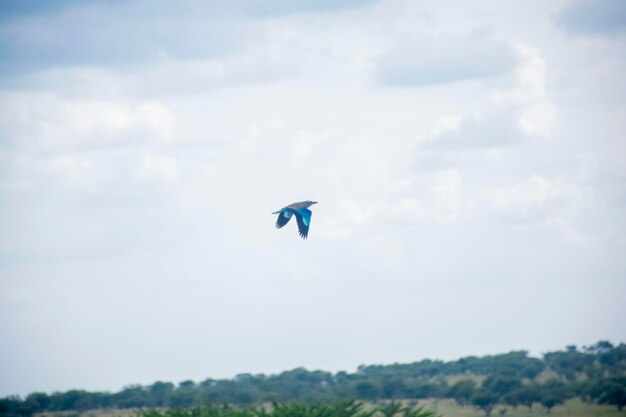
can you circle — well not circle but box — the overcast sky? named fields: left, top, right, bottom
left=1, top=0, right=625, bottom=397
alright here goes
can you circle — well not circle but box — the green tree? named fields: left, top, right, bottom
left=447, top=380, right=476, bottom=405
left=0, top=396, right=36, bottom=417
left=588, top=377, right=626, bottom=411
left=471, top=389, right=499, bottom=417
left=355, top=381, right=381, bottom=400
left=178, top=380, right=196, bottom=389
left=113, top=385, right=147, bottom=408
left=544, top=350, right=593, bottom=381
left=539, top=380, right=568, bottom=413
left=482, top=375, right=522, bottom=397
left=148, top=381, right=175, bottom=407
left=381, top=378, right=405, bottom=399
left=23, top=393, right=50, bottom=412
left=599, top=382, right=626, bottom=411
left=503, top=385, right=539, bottom=411
left=403, top=381, right=444, bottom=399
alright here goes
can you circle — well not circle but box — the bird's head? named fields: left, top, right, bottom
left=305, top=200, right=318, bottom=207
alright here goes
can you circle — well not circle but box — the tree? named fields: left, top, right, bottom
left=584, top=340, right=614, bottom=354
left=178, top=380, right=196, bottom=389
left=447, top=380, right=476, bottom=405
left=49, top=390, right=92, bottom=411
left=148, top=381, right=175, bottom=407
left=539, top=380, right=568, bottom=413
left=598, top=343, right=626, bottom=375
left=588, top=377, right=626, bottom=411
left=504, top=385, right=539, bottom=411
left=403, top=381, right=444, bottom=399
left=471, top=389, right=499, bottom=417
left=540, top=393, right=563, bottom=413
left=544, top=350, right=593, bottom=381
left=23, top=393, right=50, bottom=412
left=356, top=381, right=380, bottom=400
left=482, top=375, right=522, bottom=397
left=381, top=378, right=405, bottom=399
left=113, top=385, right=146, bottom=408
left=598, top=381, right=626, bottom=411
left=0, top=396, right=37, bottom=417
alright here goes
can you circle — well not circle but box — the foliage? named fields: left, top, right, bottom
left=2, top=341, right=626, bottom=416
left=502, top=385, right=540, bottom=410
left=135, top=401, right=438, bottom=417
left=586, top=376, right=626, bottom=411
left=470, top=389, right=498, bottom=417
left=447, top=380, right=476, bottom=405
left=481, top=376, right=522, bottom=398
left=539, top=379, right=570, bottom=413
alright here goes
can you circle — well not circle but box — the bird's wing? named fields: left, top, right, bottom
left=294, top=208, right=312, bottom=239
left=275, top=208, right=293, bottom=229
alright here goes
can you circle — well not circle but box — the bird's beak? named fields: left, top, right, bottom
left=312, top=201, right=318, bottom=204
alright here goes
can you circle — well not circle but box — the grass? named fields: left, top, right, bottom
left=416, top=398, right=621, bottom=417
left=34, top=398, right=621, bottom=417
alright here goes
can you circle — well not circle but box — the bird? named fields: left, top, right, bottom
left=272, top=200, right=318, bottom=239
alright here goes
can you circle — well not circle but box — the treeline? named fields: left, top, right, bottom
left=1, top=341, right=625, bottom=417
left=138, top=400, right=437, bottom=417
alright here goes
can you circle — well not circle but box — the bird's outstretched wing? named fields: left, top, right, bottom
left=294, top=208, right=312, bottom=239
left=275, top=208, right=293, bottom=229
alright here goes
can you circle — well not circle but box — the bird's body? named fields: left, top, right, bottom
left=273, top=200, right=318, bottom=239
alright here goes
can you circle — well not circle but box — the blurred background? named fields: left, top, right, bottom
left=0, top=0, right=625, bottom=398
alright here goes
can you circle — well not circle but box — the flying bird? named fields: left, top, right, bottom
left=272, top=200, right=318, bottom=239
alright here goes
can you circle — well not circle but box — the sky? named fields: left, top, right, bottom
left=1, top=0, right=625, bottom=398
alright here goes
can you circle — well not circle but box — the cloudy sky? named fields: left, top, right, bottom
left=1, top=0, right=625, bottom=397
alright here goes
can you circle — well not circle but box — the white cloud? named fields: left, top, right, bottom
left=430, top=114, right=464, bottom=137
left=423, top=45, right=559, bottom=151
left=516, top=44, right=547, bottom=98
left=425, top=111, right=525, bottom=149
left=48, top=154, right=97, bottom=187
left=289, top=129, right=332, bottom=160
left=338, top=169, right=471, bottom=228
left=519, top=100, right=558, bottom=137
left=492, top=44, right=558, bottom=137
left=47, top=100, right=175, bottom=138
left=482, top=175, right=565, bottom=221
left=385, top=197, right=427, bottom=222
left=318, top=166, right=471, bottom=239
left=135, top=153, right=180, bottom=186
left=0, top=93, right=176, bottom=151
left=427, top=169, right=469, bottom=222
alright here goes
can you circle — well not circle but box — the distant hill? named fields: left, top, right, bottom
left=1, top=340, right=625, bottom=416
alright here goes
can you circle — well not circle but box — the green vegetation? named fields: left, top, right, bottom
left=1, top=341, right=625, bottom=417
left=428, top=397, right=623, bottom=416
left=28, top=399, right=626, bottom=417
left=133, top=400, right=437, bottom=417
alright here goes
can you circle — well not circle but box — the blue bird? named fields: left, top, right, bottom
left=272, top=200, right=318, bottom=239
